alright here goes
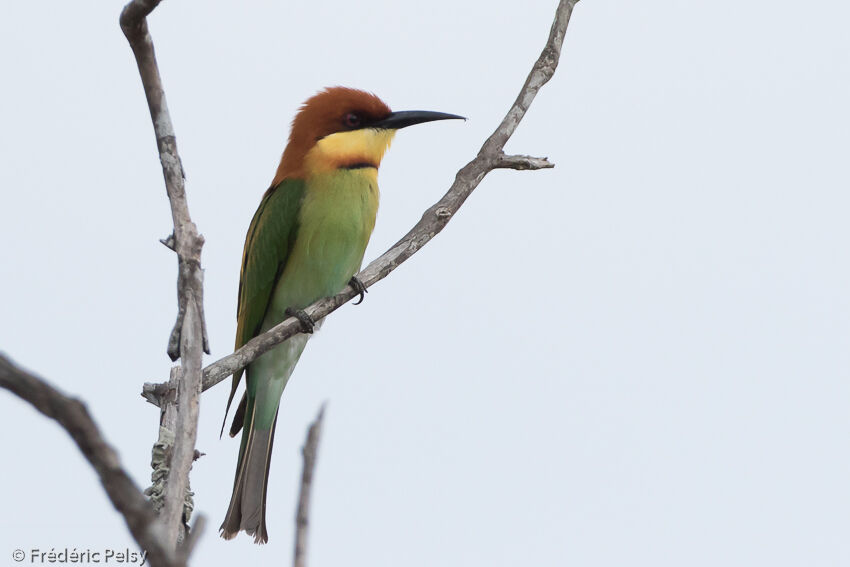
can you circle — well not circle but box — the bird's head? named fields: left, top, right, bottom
left=272, top=87, right=463, bottom=184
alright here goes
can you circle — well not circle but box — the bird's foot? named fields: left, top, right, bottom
left=285, top=307, right=315, bottom=334
left=349, top=276, right=368, bottom=305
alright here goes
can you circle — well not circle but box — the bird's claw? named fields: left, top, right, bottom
left=349, top=276, right=368, bottom=306
left=285, top=307, right=315, bottom=334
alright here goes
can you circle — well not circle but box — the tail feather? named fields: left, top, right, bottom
left=220, top=368, right=245, bottom=438
left=220, top=402, right=279, bottom=544
left=228, top=392, right=248, bottom=438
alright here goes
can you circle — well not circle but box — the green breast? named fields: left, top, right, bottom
left=265, top=169, right=379, bottom=323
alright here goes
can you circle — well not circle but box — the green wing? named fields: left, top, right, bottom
left=223, top=178, right=306, bottom=429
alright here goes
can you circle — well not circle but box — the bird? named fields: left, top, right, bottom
left=220, top=87, right=463, bottom=543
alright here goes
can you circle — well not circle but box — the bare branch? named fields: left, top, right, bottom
left=294, top=405, right=326, bottom=567
left=0, top=354, right=179, bottom=567
left=120, top=0, right=208, bottom=550
left=160, top=233, right=177, bottom=251
left=119, top=0, right=209, bottom=361
left=142, top=380, right=170, bottom=406
left=495, top=154, right=555, bottom=170
left=160, top=300, right=204, bottom=548
left=146, top=0, right=580, bottom=401
left=482, top=0, right=578, bottom=156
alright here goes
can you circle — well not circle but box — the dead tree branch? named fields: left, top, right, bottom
left=293, top=405, right=326, bottom=567
left=0, top=354, right=179, bottom=567
left=120, top=0, right=207, bottom=550
left=141, top=0, right=581, bottom=406
left=119, top=0, right=209, bottom=362
left=495, top=154, right=555, bottom=170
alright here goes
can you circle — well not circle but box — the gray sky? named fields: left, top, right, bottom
left=2, top=1, right=849, bottom=565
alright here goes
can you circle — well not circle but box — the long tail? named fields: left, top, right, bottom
left=220, top=396, right=279, bottom=544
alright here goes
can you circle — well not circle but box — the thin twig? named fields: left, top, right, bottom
left=142, top=0, right=580, bottom=405
left=0, top=354, right=179, bottom=567
left=294, top=405, right=326, bottom=567
left=495, top=154, right=556, bottom=170
left=120, top=0, right=208, bottom=550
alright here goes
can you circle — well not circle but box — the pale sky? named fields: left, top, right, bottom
left=1, top=1, right=848, bottom=566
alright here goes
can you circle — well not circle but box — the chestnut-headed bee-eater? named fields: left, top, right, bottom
left=220, top=87, right=463, bottom=543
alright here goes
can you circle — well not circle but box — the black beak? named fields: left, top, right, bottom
left=370, top=110, right=465, bottom=130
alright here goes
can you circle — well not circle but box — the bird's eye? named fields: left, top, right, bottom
left=344, top=112, right=362, bottom=128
